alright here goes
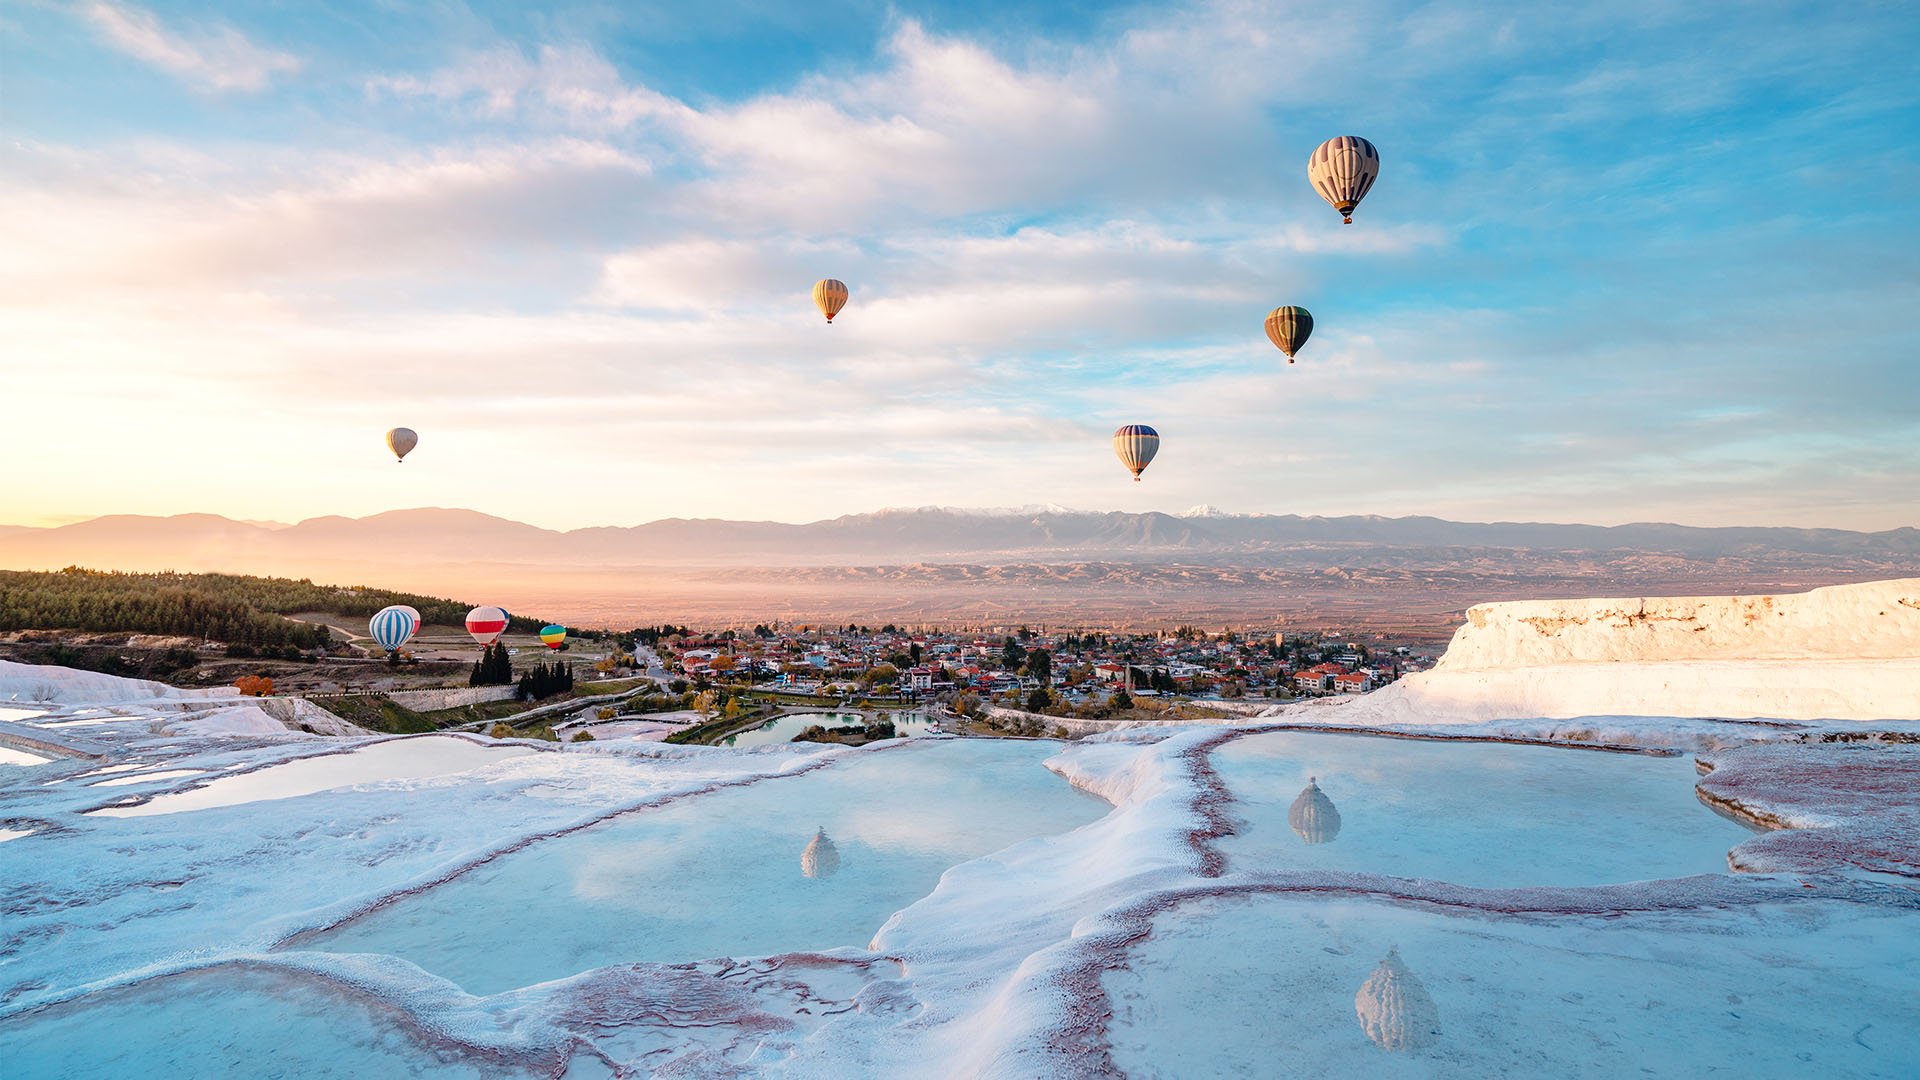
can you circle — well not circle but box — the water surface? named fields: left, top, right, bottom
left=305, top=738, right=1105, bottom=994
left=1213, top=731, right=1755, bottom=886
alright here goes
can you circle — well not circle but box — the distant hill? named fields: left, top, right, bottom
left=4, top=506, right=1916, bottom=568
left=3, top=508, right=1914, bottom=630
left=0, top=568, right=550, bottom=644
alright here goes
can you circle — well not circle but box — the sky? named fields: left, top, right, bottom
left=3, top=0, right=1917, bottom=532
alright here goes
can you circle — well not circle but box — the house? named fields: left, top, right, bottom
left=904, top=666, right=935, bottom=693
left=1332, top=670, right=1373, bottom=694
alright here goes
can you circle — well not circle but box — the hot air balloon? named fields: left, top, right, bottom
left=539, top=625, right=567, bottom=650
left=369, top=605, right=420, bottom=654
left=812, top=279, right=849, bottom=323
left=1308, top=136, right=1380, bottom=224
left=1265, top=306, right=1314, bottom=362
left=1113, top=425, right=1160, bottom=482
left=466, top=606, right=508, bottom=647
left=801, top=827, right=841, bottom=878
left=385, top=427, right=418, bottom=463
left=1288, top=776, right=1342, bottom=843
left=1355, top=946, right=1440, bottom=1051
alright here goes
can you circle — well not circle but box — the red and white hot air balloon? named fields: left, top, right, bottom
left=465, top=605, right=509, bottom=647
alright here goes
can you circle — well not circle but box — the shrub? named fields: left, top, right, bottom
left=233, top=675, right=273, bottom=697
left=489, top=722, right=516, bottom=739
left=225, top=643, right=256, bottom=658
left=1054, top=726, right=1070, bottom=740
left=570, top=730, right=595, bottom=742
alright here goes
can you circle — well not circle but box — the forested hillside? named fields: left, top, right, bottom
left=0, top=567, right=545, bottom=645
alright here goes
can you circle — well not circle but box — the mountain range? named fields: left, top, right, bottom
left=5, top=506, right=1916, bottom=566
left=4, top=507, right=1915, bottom=632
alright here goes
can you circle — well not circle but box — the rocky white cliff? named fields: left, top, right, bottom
left=1347, top=578, right=1920, bottom=723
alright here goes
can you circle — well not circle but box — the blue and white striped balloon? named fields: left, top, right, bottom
left=369, top=605, right=420, bottom=653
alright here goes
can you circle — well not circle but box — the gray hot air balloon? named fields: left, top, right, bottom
left=1265, top=306, right=1314, bottom=362
left=385, top=427, right=418, bottom=463
left=1308, top=136, right=1380, bottom=224
left=1288, top=776, right=1341, bottom=843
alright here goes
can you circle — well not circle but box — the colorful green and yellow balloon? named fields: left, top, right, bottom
left=539, top=625, right=567, bottom=650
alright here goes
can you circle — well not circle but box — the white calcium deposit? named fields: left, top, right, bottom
left=1328, top=578, right=1920, bottom=724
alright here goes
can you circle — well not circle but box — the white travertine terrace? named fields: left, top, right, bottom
left=1353, top=578, right=1920, bottom=722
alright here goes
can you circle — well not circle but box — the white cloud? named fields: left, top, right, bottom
left=82, top=2, right=300, bottom=93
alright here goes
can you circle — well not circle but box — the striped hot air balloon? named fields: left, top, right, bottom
left=1112, top=425, right=1160, bottom=482
left=539, top=625, right=567, bottom=650
left=1307, top=136, right=1380, bottom=224
left=812, top=279, right=849, bottom=323
left=466, top=605, right=509, bottom=647
left=369, top=605, right=420, bottom=654
left=1265, top=306, right=1314, bottom=362
left=385, top=427, right=418, bottom=463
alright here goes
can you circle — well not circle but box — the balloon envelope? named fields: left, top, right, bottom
left=1112, top=424, right=1160, bottom=482
left=385, top=427, right=418, bottom=462
left=539, top=625, right=567, bottom=649
left=1265, top=306, right=1313, bottom=361
left=812, top=279, right=848, bottom=323
left=369, top=605, right=420, bottom=653
left=466, top=605, right=509, bottom=646
left=1307, top=136, right=1380, bottom=223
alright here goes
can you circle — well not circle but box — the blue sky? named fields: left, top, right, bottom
left=3, top=0, right=1916, bottom=531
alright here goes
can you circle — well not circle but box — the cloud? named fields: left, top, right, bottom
left=6, top=0, right=1916, bottom=531
left=0, top=138, right=654, bottom=297
left=82, top=2, right=300, bottom=92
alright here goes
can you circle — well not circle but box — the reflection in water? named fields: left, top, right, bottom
left=1355, top=946, right=1439, bottom=1051
left=801, top=827, right=841, bottom=878
left=1288, top=776, right=1342, bottom=844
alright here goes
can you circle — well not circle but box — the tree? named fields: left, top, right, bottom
left=470, top=641, right=512, bottom=686
left=909, top=642, right=922, bottom=664
left=1001, top=637, right=1026, bottom=669
left=1025, top=648, right=1052, bottom=686
left=1026, top=687, right=1053, bottom=712
left=1110, top=689, right=1133, bottom=711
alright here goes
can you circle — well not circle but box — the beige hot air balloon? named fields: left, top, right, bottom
left=1112, top=425, right=1160, bottom=482
left=1307, top=136, right=1380, bottom=224
left=812, top=279, right=849, bottom=323
left=801, top=827, right=841, bottom=878
left=1355, top=946, right=1440, bottom=1051
left=385, top=427, right=418, bottom=463
left=1288, top=776, right=1341, bottom=843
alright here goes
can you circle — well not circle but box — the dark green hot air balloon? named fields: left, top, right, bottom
left=1265, top=306, right=1313, bottom=363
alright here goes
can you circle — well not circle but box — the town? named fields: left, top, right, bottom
left=626, top=621, right=1438, bottom=718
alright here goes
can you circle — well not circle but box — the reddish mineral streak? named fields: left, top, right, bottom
left=1696, top=745, right=1920, bottom=878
